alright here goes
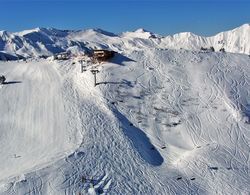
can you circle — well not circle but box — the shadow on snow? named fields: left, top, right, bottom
left=3, top=81, right=22, bottom=85
left=110, top=53, right=136, bottom=66
left=112, top=108, right=164, bottom=166
left=97, top=79, right=134, bottom=87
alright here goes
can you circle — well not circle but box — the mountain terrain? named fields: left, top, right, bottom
left=0, top=24, right=250, bottom=194
left=0, top=24, right=249, bottom=60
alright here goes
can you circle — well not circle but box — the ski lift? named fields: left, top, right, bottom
left=90, top=69, right=99, bottom=87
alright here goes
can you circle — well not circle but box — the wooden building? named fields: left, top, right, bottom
left=92, top=50, right=115, bottom=61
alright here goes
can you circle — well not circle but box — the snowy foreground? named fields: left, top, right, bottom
left=0, top=48, right=250, bottom=194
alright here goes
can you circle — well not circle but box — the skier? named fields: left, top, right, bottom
left=0, top=75, right=6, bottom=84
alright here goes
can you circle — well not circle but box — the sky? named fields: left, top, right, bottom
left=0, top=0, right=249, bottom=36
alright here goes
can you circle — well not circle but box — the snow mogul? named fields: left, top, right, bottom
left=0, top=75, right=6, bottom=84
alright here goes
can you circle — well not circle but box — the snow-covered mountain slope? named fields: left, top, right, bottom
left=0, top=24, right=250, bottom=59
left=121, top=28, right=160, bottom=39
left=0, top=47, right=250, bottom=194
left=161, top=23, right=250, bottom=54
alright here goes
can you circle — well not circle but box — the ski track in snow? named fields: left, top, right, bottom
left=0, top=49, right=250, bottom=194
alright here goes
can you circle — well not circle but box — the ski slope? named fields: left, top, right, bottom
left=0, top=48, right=250, bottom=194
left=0, top=59, right=82, bottom=182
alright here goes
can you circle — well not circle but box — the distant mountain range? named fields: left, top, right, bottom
left=0, top=24, right=249, bottom=60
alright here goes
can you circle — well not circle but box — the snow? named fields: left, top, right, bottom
left=0, top=25, right=250, bottom=194
left=16, top=28, right=42, bottom=37
left=121, top=28, right=159, bottom=39
left=0, top=60, right=82, bottom=181
left=0, top=24, right=249, bottom=59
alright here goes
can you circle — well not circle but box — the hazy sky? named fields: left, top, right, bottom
left=0, top=0, right=249, bottom=36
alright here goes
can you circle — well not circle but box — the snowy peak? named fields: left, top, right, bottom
left=210, top=24, right=250, bottom=54
left=122, top=28, right=159, bottom=39
left=213, top=23, right=250, bottom=38
left=17, top=27, right=70, bottom=38
left=160, top=23, right=250, bottom=54
left=230, top=23, right=250, bottom=33
left=0, top=23, right=250, bottom=59
left=69, top=28, right=117, bottom=39
left=173, top=32, right=199, bottom=38
left=134, top=28, right=149, bottom=33
left=0, top=30, right=11, bottom=40
left=16, top=27, right=44, bottom=36
left=0, top=30, right=9, bottom=36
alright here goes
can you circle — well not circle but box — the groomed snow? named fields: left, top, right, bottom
left=0, top=59, right=82, bottom=181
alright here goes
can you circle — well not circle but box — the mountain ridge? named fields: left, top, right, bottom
left=0, top=23, right=249, bottom=59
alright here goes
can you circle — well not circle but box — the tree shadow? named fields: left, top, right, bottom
left=111, top=108, right=164, bottom=166
left=4, top=81, right=22, bottom=85
left=110, top=53, right=136, bottom=66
